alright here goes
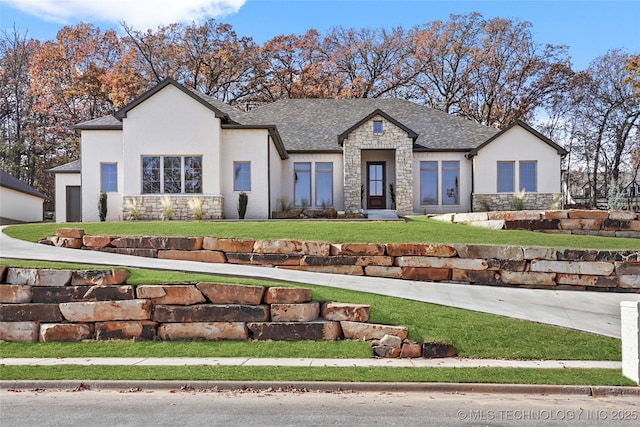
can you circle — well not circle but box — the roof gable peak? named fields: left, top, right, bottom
left=338, top=108, right=418, bottom=145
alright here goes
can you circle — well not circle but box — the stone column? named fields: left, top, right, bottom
left=343, top=141, right=362, bottom=213
left=621, top=301, right=640, bottom=385
left=395, top=143, right=413, bottom=213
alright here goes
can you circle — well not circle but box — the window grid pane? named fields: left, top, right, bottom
left=420, top=161, right=438, bottom=205
left=497, top=162, right=515, bottom=193
left=315, top=162, right=333, bottom=207
left=142, top=156, right=160, bottom=194
left=163, top=156, right=182, bottom=194
left=234, top=162, right=251, bottom=191
left=101, top=163, right=117, bottom=193
left=185, top=156, right=202, bottom=193
left=442, top=161, right=459, bottom=205
left=519, top=161, right=537, bottom=192
left=294, top=163, right=311, bottom=207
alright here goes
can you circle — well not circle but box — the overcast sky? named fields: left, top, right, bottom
left=1, top=0, right=639, bottom=71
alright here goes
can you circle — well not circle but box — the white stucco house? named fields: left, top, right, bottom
left=0, top=169, right=46, bottom=224
left=50, top=78, right=567, bottom=222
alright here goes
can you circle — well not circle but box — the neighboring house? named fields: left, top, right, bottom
left=0, top=169, right=46, bottom=224
left=54, top=78, right=567, bottom=222
left=48, top=160, right=82, bottom=222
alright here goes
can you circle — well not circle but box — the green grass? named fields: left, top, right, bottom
left=5, top=216, right=640, bottom=249
left=0, top=366, right=634, bottom=386
left=0, top=260, right=622, bottom=361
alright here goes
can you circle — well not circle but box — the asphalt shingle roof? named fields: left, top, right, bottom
left=0, top=169, right=46, bottom=199
left=240, top=98, right=499, bottom=152
left=48, top=160, right=81, bottom=173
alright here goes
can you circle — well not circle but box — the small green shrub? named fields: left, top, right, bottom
left=98, top=192, right=108, bottom=222
left=238, top=192, right=248, bottom=219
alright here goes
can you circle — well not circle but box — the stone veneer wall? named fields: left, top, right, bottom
left=43, top=224, right=640, bottom=293
left=472, top=193, right=559, bottom=212
left=122, top=195, right=224, bottom=221
left=342, top=115, right=414, bottom=213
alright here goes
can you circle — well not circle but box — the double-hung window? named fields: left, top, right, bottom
left=497, top=161, right=515, bottom=193
left=142, top=155, right=202, bottom=194
left=100, top=163, right=117, bottom=192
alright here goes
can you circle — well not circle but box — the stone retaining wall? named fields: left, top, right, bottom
left=41, top=227, right=640, bottom=293
left=434, top=209, right=640, bottom=238
left=1, top=267, right=435, bottom=358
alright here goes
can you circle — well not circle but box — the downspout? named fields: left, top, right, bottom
left=468, top=153, right=475, bottom=213
left=267, top=134, right=272, bottom=219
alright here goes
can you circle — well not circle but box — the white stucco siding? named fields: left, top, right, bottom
left=473, top=126, right=562, bottom=194
left=81, top=130, right=123, bottom=222
left=412, top=152, right=472, bottom=213
left=0, top=187, right=43, bottom=223
left=283, top=153, right=344, bottom=210
left=220, top=128, right=271, bottom=219
left=269, top=138, right=284, bottom=215
left=54, top=172, right=81, bottom=223
left=122, top=85, right=222, bottom=196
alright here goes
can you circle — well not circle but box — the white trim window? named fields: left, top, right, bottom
left=294, top=162, right=311, bottom=207
left=142, top=155, right=202, bottom=194
left=442, top=161, right=459, bottom=205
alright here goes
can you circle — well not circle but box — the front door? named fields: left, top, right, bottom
left=367, top=162, right=385, bottom=209
left=66, top=186, right=81, bottom=222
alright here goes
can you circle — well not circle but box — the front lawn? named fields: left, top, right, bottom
left=5, top=216, right=640, bottom=250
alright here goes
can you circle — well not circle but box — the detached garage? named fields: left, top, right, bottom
left=0, top=169, right=46, bottom=224
left=48, top=160, right=81, bottom=223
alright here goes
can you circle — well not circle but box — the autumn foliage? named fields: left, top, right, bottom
left=1, top=14, right=638, bottom=208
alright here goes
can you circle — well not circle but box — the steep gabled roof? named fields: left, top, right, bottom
left=0, top=169, right=46, bottom=199
left=466, top=120, right=568, bottom=158
left=337, top=109, right=418, bottom=145
left=241, top=98, right=498, bottom=152
left=114, top=78, right=232, bottom=121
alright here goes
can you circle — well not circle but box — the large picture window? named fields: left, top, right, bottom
left=420, top=161, right=438, bottom=205
left=100, top=163, right=117, bottom=192
left=519, top=161, right=537, bottom=192
left=497, top=161, right=515, bottom=193
left=315, top=162, right=333, bottom=207
left=142, top=155, right=202, bottom=194
left=233, top=161, right=251, bottom=191
left=294, top=162, right=311, bottom=207
left=442, top=161, right=459, bottom=205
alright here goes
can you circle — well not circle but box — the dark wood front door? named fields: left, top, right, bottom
left=367, top=162, right=385, bottom=209
left=66, top=186, right=81, bottom=222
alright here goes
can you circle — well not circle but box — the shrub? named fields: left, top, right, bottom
left=188, top=197, right=203, bottom=220
left=98, top=192, right=108, bottom=222
left=124, top=198, right=142, bottom=221
left=238, top=192, right=248, bottom=219
left=160, top=195, right=173, bottom=220
left=277, top=196, right=294, bottom=212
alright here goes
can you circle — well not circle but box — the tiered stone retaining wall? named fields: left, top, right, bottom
left=42, top=226, right=640, bottom=293
left=435, top=209, right=640, bottom=238
left=1, top=267, right=433, bottom=357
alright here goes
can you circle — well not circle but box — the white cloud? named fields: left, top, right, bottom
left=2, top=0, right=246, bottom=30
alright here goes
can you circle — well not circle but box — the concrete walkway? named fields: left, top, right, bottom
left=0, top=357, right=621, bottom=369
left=1, top=227, right=639, bottom=338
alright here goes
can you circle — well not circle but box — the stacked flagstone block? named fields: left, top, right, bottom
left=0, top=267, right=425, bottom=358
left=42, top=226, right=640, bottom=293
left=433, top=209, right=640, bottom=238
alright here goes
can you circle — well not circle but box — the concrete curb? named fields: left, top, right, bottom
left=2, top=381, right=639, bottom=396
